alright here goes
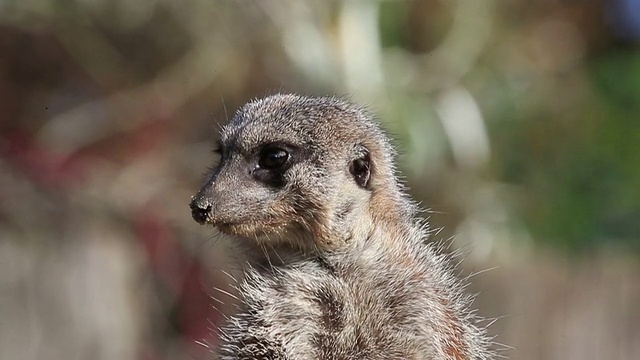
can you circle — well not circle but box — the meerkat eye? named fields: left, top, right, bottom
left=259, top=147, right=289, bottom=170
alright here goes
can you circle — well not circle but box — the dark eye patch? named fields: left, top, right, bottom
left=259, top=147, right=289, bottom=170
left=252, top=142, right=310, bottom=188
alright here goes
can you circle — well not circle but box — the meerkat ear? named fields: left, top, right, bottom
left=349, top=145, right=371, bottom=189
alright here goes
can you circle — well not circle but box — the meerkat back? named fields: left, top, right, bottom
left=190, top=94, right=494, bottom=359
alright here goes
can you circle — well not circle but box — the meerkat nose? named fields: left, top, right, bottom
left=189, top=197, right=212, bottom=224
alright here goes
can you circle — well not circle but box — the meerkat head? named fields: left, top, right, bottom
left=190, top=94, right=403, bottom=251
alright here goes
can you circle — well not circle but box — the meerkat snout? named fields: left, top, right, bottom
left=189, top=142, right=297, bottom=229
left=190, top=193, right=212, bottom=224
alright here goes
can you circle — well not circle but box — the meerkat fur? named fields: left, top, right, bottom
left=190, top=94, right=495, bottom=359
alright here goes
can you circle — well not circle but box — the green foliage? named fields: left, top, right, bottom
left=487, top=48, right=640, bottom=252
left=378, top=1, right=409, bottom=49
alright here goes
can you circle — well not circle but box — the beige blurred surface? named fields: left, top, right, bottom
left=1, top=1, right=639, bottom=359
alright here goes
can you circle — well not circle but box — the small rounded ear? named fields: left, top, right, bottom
left=349, top=145, right=371, bottom=189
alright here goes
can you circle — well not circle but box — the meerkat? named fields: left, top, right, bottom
left=190, top=94, right=494, bottom=359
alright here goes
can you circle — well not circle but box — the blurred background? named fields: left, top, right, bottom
left=1, top=0, right=639, bottom=359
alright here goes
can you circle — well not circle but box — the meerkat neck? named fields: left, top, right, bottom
left=370, top=182, right=421, bottom=232
left=238, top=240, right=305, bottom=269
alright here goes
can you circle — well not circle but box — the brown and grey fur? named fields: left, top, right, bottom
left=190, top=94, right=494, bottom=359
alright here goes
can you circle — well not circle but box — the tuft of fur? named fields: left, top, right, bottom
left=190, top=94, right=495, bottom=359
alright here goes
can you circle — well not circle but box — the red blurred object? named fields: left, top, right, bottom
left=135, top=207, right=221, bottom=358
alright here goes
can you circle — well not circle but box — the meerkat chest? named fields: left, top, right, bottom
left=218, top=258, right=435, bottom=360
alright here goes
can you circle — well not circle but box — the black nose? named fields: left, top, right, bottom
left=190, top=199, right=212, bottom=224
